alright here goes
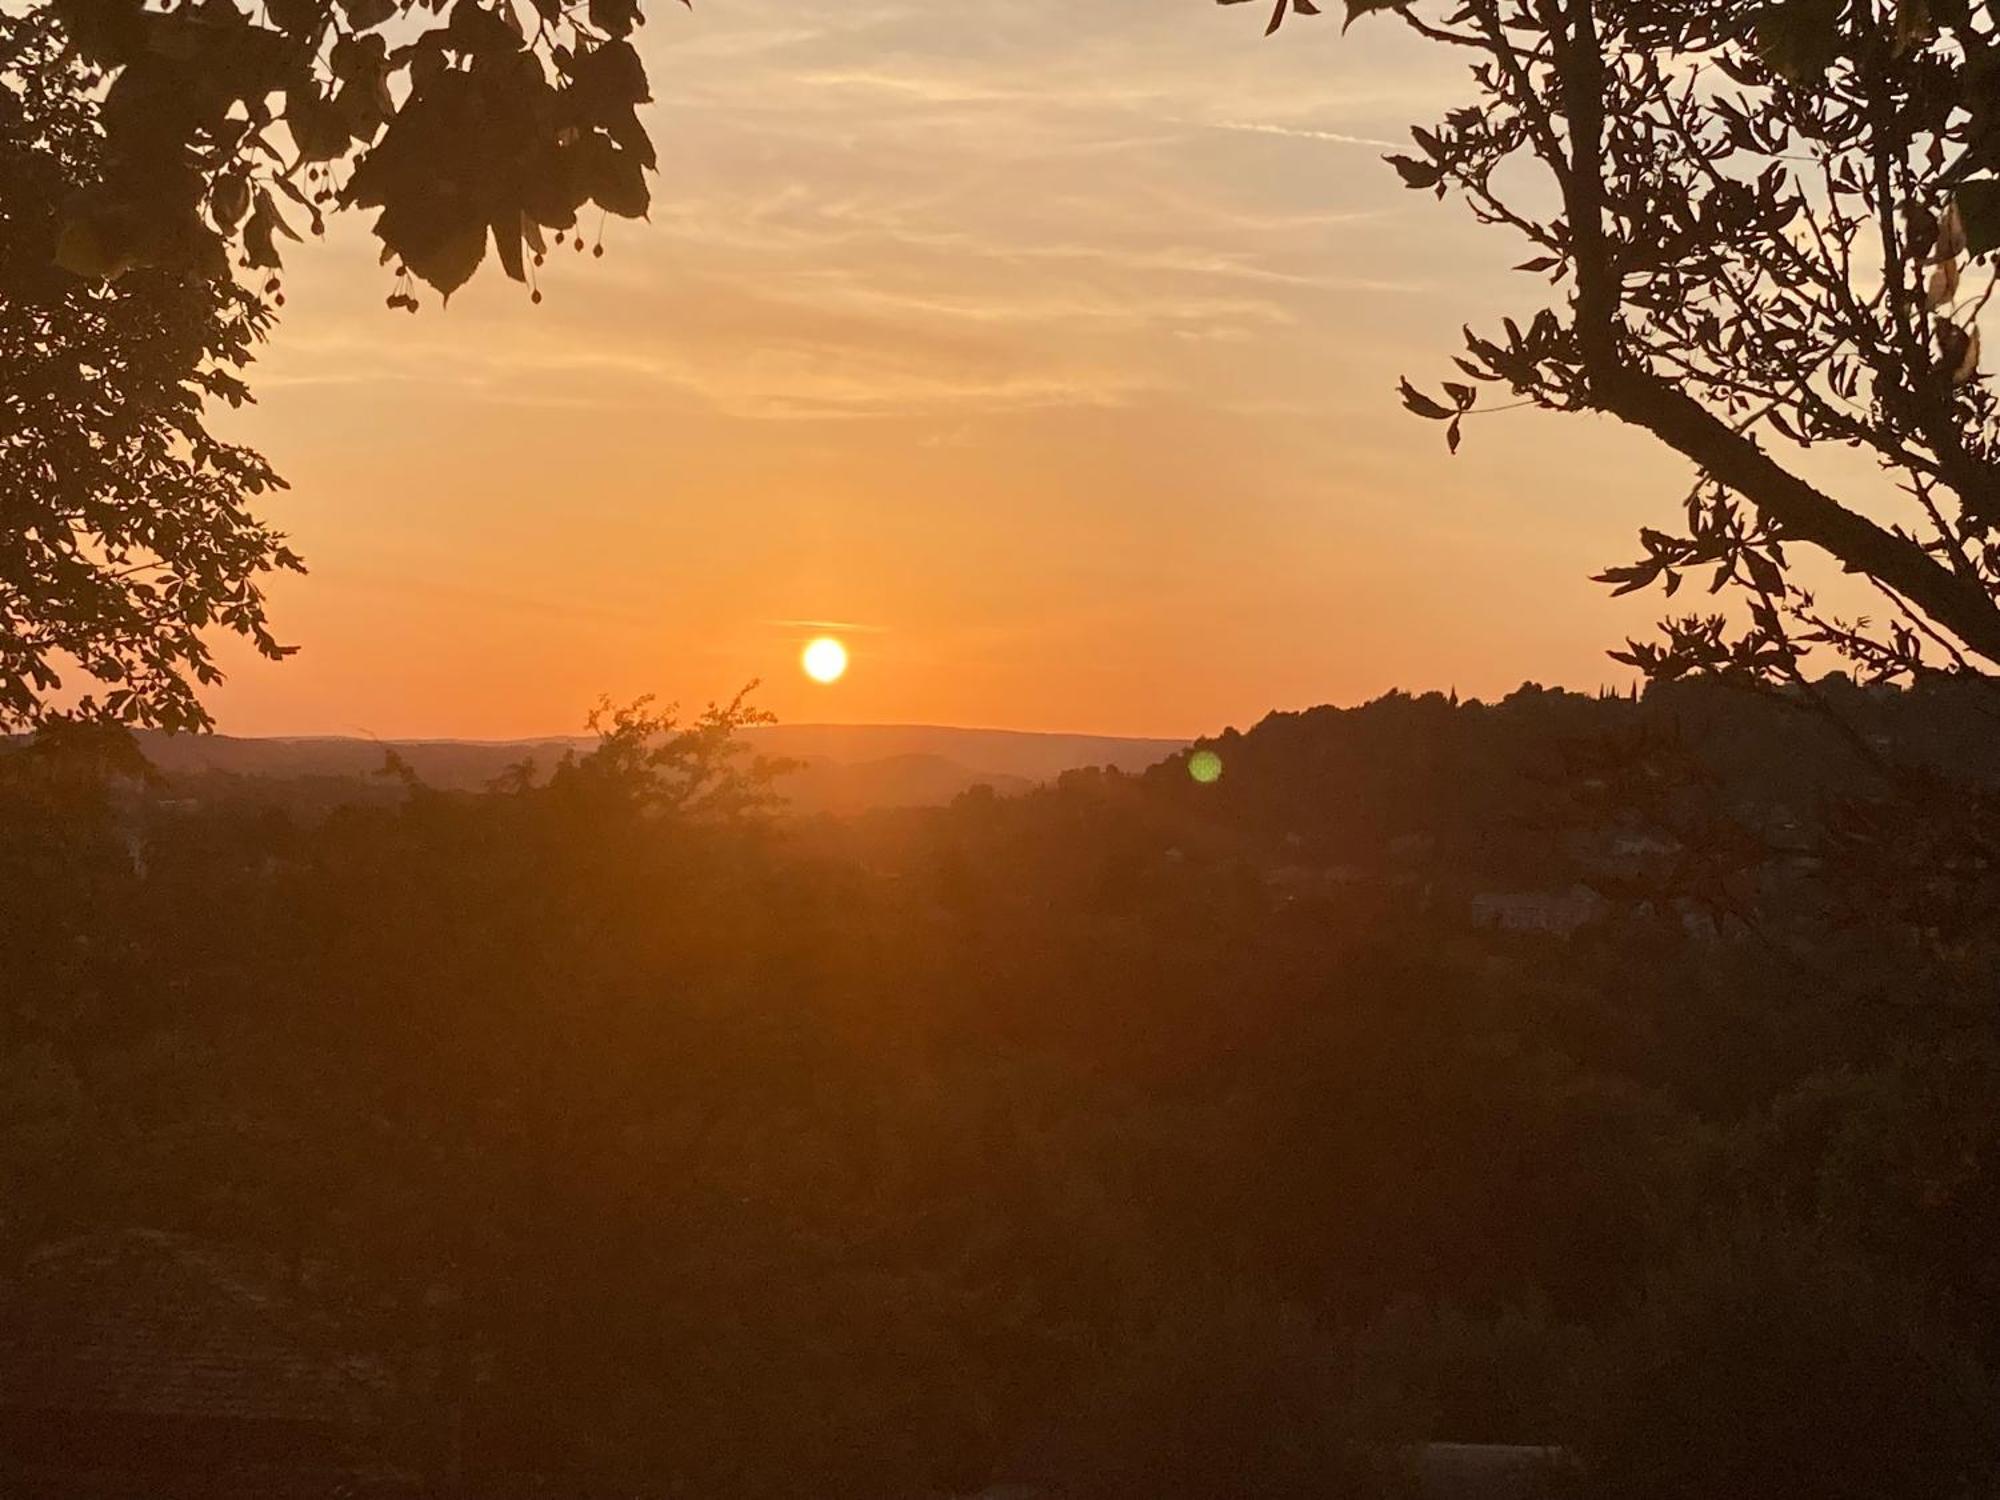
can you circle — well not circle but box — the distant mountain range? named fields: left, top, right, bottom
left=131, top=724, right=1187, bottom=814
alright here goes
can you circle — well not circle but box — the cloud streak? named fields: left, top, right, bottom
left=1205, top=119, right=1401, bottom=149
left=212, top=0, right=1629, bottom=741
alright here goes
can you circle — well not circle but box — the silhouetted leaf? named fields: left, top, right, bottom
left=242, top=192, right=290, bottom=268
left=1387, top=154, right=1441, bottom=191
left=1343, top=0, right=1401, bottom=26
left=1952, top=324, right=1982, bottom=385
left=1747, top=551, right=1784, bottom=596
left=405, top=219, right=487, bottom=296
left=1216, top=0, right=1325, bottom=36
left=287, top=87, right=350, bottom=162
left=493, top=212, right=527, bottom=282
left=589, top=0, right=639, bottom=37
left=588, top=142, right=650, bottom=218
left=1398, top=379, right=1454, bottom=420
left=1956, top=180, right=2000, bottom=256
left=266, top=0, right=323, bottom=38
left=343, top=0, right=396, bottom=28
left=1927, top=257, right=1960, bottom=309
left=209, top=172, right=250, bottom=230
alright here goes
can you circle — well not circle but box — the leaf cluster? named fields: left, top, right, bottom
left=1233, top=0, right=2000, bottom=690
left=1, top=9, right=300, bottom=731
left=39, top=0, right=670, bottom=303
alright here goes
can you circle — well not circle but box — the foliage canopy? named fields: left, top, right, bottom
left=2, top=0, right=670, bottom=728
left=1, top=10, right=298, bottom=731
left=1235, top=0, right=2000, bottom=686
left=9, top=684, right=2000, bottom=1490
left=41, top=0, right=667, bottom=301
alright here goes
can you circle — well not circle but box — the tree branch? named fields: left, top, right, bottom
left=1594, top=363, right=2000, bottom=664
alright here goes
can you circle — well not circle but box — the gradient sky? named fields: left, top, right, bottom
left=202, top=0, right=1686, bottom=740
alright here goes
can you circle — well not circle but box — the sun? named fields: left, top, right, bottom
left=801, top=636, right=848, bottom=684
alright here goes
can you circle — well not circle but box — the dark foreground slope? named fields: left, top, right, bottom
left=4, top=679, right=1996, bottom=1497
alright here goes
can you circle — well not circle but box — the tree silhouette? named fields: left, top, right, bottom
left=2, top=9, right=299, bottom=731
left=1235, top=0, right=2000, bottom=688
left=3, top=0, right=670, bottom=727
left=35, top=0, right=667, bottom=303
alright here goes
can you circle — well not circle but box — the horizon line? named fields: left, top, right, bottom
left=185, top=679, right=1658, bottom=747
left=177, top=719, right=1201, bottom=747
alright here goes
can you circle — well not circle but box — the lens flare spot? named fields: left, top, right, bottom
left=802, top=636, right=848, bottom=684
left=1188, top=749, right=1223, bottom=784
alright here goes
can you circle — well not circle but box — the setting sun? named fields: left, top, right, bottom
left=801, top=636, right=849, bottom=684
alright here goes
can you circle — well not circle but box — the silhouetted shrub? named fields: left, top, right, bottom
left=1052, top=1279, right=1417, bottom=1499
left=1357, top=1299, right=1595, bottom=1447
left=1579, top=1218, right=1998, bottom=1499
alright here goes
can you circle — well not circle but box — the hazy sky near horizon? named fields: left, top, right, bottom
left=203, top=0, right=1684, bottom=740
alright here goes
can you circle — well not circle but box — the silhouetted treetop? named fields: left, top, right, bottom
left=1, top=8, right=299, bottom=732
left=1237, top=0, right=2000, bottom=688
left=38, top=0, right=669, bottom=302
left=2, top=0, right=672, bottom=727
left=541, top=690, right=792, bottom=822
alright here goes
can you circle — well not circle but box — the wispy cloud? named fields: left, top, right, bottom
left=764, top=618, right=891, bottom=633
left=217, top=0, right=1570, bottom=739
left=261, top=323, right=1161, bottom=421
left=1204, top=118, right=1400, bottom=149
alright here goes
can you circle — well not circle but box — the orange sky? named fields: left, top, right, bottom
left=202, top=0, right=1684, bottom=741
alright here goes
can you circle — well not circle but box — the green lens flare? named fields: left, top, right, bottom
left=1188, top=749, right=1223, bottom=785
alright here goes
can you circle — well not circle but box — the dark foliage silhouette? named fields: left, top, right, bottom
left=35, top=0, right=665, bottom=303
left=1235, top=0, right=2000, bottom=686
left=1, top=9, right=298, bottom=731
left=2, top=0, right=664, bottom=728
left=1582, top=1219, right=1997, bottom=1498
left=6, top=684, right=2000, bottom=1493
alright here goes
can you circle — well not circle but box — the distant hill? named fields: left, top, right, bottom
left=778, top=753, right=1035, bottom=815
left=128, top=724, right=1183, bottom=813
left=131, top=732, right=579, bottom=787
left=1130, top=676, right=2000, bottom=888
left=746, top=724, right=1181, bottom=781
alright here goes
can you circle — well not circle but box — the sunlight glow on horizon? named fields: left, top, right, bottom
left=199, top=0, right=1694, bottom=741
